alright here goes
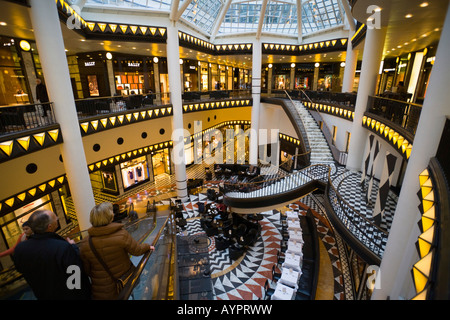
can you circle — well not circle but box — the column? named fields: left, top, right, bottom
left=372, top=3, right=450, bottom=300
left=290, top=64, right=295, bottom=90
left=167, top=23, right=188, bottom=201
left=153, top=58, right=162, bottom=104
left=106, top=59, right=116, bottom=96
left=28, top=0, right=95, bottom=231
left=345, top=26, right=387, bottom=171
left=313, top=63, right=319, bottom=91
left=249, top=39, right=262, bottom=165
left=342, top=30, right=359, bottom=93
left=267, top=65, right=272, bottom=94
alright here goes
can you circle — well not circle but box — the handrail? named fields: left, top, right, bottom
left=117, top=212, right=173, bottom=300
left=283, top=91, right=311, bottom=154
left=223, top=161, right=389, bottom=260
left=222, top=163, right=329, bottom=199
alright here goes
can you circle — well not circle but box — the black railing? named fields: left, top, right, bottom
left=0, top=102, right=56, bottom=135
left=366, top=96, right=422, bottom=135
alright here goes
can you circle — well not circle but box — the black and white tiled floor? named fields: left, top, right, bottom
left=174, top=189, right=348, bottom=300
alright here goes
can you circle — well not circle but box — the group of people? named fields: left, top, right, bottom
left=1, top=202, right=154, bottom=300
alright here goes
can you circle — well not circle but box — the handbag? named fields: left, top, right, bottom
left=88, top=236, right=136, bottom=294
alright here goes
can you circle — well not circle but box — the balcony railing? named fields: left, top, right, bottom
left=366, top=96, right=422, bottom=136
left=0, top=102, right=56, bottom=136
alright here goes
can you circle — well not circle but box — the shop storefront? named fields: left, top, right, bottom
left=120, top=156, right=151, bottom=190
left=77, top=52, right=111, bottom=98
left=90, top=166, right=119, bottom=195
left=113, top=54, right=156, bottom=96
left=151, top=149, right=171, bottom=177
left=272, top=64, right=291, bottom=90
left=199, top=61, right=209, bottom=91
left=182, top=59, right=199, bottom=92
left=0, top=36, right=33, bottom=105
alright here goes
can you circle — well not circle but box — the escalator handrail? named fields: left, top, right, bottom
left=117, top=211, right=173, bottom=300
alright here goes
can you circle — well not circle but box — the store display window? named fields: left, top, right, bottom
left=152, top=148, right=171, bottom=177
left=0, top=195, right=53, bottom=249
left=0, top=37, right=31, bottom=105
left=200, top=62, right=209, bottom=91
left=120, top=156, right=149, bottom=189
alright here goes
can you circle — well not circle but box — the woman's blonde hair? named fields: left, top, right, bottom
left=90, top=202, right=114, bottom=227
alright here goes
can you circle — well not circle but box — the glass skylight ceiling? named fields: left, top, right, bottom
left=85, top=0, right=345, bottom=37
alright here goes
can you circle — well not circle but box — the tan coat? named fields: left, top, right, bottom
left=80, top=222, right=150, bottom=300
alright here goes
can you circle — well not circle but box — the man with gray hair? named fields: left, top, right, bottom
left=13, top=210, right=91, bottom=300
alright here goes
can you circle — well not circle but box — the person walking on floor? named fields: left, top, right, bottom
left=13, top=210, right=92, bottom=300
left=80, top=202, right=154, bottom=300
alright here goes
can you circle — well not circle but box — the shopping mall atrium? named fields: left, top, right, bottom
left=0, top=0, right=449, bottom=301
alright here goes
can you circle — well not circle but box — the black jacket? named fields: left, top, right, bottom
left=36, top=83, right=49, bottom=103
left=13, top=232, right=91, bottom=300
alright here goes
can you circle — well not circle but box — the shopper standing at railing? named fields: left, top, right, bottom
left=80, top=202, right=154, bottom=300
left=36, top=78, right=50, bottom=120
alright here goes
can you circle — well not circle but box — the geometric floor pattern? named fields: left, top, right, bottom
left=176, top=189, right=348, bottom=300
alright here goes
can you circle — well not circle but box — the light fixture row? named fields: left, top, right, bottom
left=0, top=175, right=66, bottom=214
left=0, top=129, right=60, bottom=158
left=263, top=38, right=347, bottom=53
left=411, top=167, right=438, bottom=300
left=362, top=116, right=413, bottom=160
left=182, top=99, right=251, bottom=113
left=303, top=101, right=355, bottom=121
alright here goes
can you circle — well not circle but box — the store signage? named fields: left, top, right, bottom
left=189, top=66, right=196, bottom=70
left=85, top=61, right=96, bottom=67
left=128, top=62, right=140, bottom=67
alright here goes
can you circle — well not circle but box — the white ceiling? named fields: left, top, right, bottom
left=0, top=0, right=447, bottom=68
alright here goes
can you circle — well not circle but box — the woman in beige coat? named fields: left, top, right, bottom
left=80, top=202, right=153, bottom=300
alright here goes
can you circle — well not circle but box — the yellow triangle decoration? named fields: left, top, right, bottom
left=5, top=198, right=14, bottom=207
left=48, top=129, right=59, bottom=142
left=91, top=120, right=99, bottom=130
left=109, top=24, right=117, bottom=33
left=38, top=183, right=47, bottom=192
left=100, top=118, right=108, bottom=128
left=109, top=117, right=116, bottom=126
left=98, top=23, right=107, bottom=32
left=48, top=180, right=56, bottom=188
left=118, top=115, right=124, bottom=124
left=17, top=193, right=26, bottom=202
left=0, top=141, right=14, bottom=156
left=87, top=22, right=96, bottom=31
left=81, top=122, right=89, bottom=132
left=150, top=27, right=157, bottom=35
left=120, top=25, right=128, bottom=33
left=28, top=188, right=36, bottom=197
left=133, top=112, right=139, bottom=120
left=158, top=28, right=166, bottom=36
left=130, top=26, right=138, bottom=34
left=17, top=136, right=31, bottom=150
left=140, top=26, right=148, bottom=35
left=33, top=133, right=46, bottom=146
left=57, top=176, right=65, bottom=184
left=89, top=164, right=94, bottom=171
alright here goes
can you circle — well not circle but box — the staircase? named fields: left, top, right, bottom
left=290, top=100, right=334, bottom=164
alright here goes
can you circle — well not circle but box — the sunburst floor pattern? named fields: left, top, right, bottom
left=175, top=190, right=345, bottom=300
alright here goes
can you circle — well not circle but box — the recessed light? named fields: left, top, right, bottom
left=0, top=22, right=7, bottom=26
left=420, top=2, right=429, bottom=7
left=405, top=14, right=413, bottom=18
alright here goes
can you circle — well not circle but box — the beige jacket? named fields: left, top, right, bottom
left=80, top=222, right=150, bottom=300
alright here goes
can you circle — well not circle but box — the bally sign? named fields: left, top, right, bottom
left=84, top=61, right=96, bottom=67
left=128, top=62, right=140, bottom=67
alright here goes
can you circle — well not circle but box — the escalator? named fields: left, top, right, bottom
left=0, top=208, right=178, bottom=300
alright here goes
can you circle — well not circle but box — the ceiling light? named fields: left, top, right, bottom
left=0, top=22, right=7, bottom=26
left=314, top=62, right=320, bottom=68
left=420, top=2, right=429, bottom=7
left=405, top=14, right=413, bottom=18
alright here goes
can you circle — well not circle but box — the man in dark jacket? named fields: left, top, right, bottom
left=13, top=210, right=91, bottom=300
left=35, top=78, right=51, bottom=118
